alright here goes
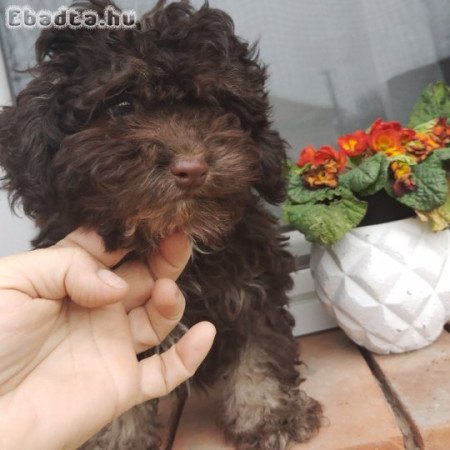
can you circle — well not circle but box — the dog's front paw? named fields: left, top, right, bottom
left=223, top=390, right=323, bottom=450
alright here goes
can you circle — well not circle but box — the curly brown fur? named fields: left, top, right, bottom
left=0, top=1, right=322, bottom=448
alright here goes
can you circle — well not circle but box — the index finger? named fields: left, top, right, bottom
left=56, top=228, right=129, bottom=268
left=149, top=232, right=191, bottom=280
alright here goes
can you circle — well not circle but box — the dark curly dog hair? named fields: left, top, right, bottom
left=0, top=1, right=323, bottom=448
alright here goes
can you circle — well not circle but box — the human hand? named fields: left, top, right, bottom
left=0, top=229, right=215, bottom=450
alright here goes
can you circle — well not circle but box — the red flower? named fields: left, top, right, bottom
left=337, top=130, right=368, bottom=156
left=297, top=145, right=316, bottom=167
left=313, top=145, right=347, bottom=172
left=297, top=145, right=347, bottom=172
left=370, top=118, right=402, bottom=133
left=400, top=128, right=417, bottom=145
left=368, top=119, right=405, bottom=156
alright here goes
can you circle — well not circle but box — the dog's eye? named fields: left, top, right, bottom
left=108, top=100, right=134, bottom=117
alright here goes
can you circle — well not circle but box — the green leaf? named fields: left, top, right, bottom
left=434, top=147, right=450, bottom=161
left=389, top=154, right=417, bottom=165
left=283, top=189, right=367, bottom=245
left=413, top=118, right=440, bottom=133
left=339, top=153, right=389, bottom=196
left=416, top=179, right=450, bottom=231
left=286, top=160, right=303, bottom=175
left=386, top=153, right=448, bottom=211
left=409, top=82, right=450, bottom=128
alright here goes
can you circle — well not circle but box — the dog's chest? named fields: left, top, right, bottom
left=179, top=247, right=254, bottom=325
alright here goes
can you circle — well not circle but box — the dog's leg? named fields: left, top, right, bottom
left=218, top=309, right=322, bottom=450
left=80, top=399, right=162, bottom=450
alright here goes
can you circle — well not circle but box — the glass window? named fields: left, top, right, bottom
left=2, top=0, right=450, bottom=158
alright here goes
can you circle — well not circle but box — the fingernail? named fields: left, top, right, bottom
left=97, top=269, right=128, bottom=289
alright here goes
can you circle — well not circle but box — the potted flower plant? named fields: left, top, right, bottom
left=284, top=82, right=450, bottom=354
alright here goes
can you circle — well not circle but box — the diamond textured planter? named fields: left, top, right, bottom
left=310, top=218, right=450, bottom=354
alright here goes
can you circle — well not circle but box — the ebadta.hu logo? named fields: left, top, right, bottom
left=5, top=5, right=137, bottom=29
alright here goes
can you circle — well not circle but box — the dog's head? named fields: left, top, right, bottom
left=0, top=0, right=287, bottom=252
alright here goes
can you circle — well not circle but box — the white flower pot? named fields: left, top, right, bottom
left=310, top=218, right=450, bottom=354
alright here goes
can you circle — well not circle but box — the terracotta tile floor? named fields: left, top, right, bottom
left=159, top=326, right=450, bottom=450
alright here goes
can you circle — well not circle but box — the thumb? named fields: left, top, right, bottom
left=137, top=321, right=216, bottom=402
left=0, top=247, right=129, bottom=308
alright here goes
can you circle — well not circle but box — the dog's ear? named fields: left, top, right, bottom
left=0, top=74, right=61, bottom=220
left=0, top=0, right=126, bottom=220
left=0, top=22, right=69, bottom=220
left=253, top=129, right=288, bottom=205
left=195, top=7, right=270, bottom=129
left=0, top=2, right=93, bottom=219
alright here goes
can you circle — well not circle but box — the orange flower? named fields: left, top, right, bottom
left=368, top=119, right=405, bottom=157
left=337, top=130, right=368, bottom=156
left=303, top=162, right=340, bottom=188
left=297, top=145, right=347, bottom=189
left=406, top=132, right=440, bottom=162
left=391, top=161, right=412, bottom=179
left=390, top=161, right=416, bottom=196
left=431, top=117, right=450, bottom=147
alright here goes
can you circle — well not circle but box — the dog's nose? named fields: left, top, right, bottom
left=170, top=158, right=209, bottom=189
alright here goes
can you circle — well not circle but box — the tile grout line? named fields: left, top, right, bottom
left=358, top=347, right=423, bottom=450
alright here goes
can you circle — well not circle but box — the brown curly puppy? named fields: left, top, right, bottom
left=0, top=1, right=322, bottom=448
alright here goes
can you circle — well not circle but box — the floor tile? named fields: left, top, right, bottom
left=372, top=330, right=450, bottom=450
left=172, top=330, right=404, bottom=449
left=292, top=330, right=403, bottom=450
